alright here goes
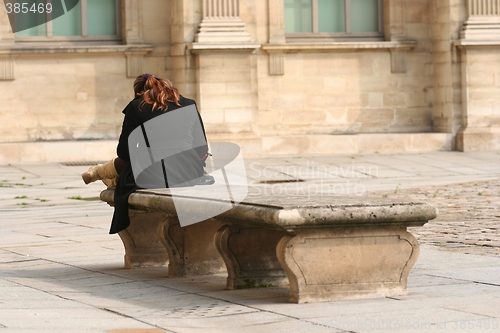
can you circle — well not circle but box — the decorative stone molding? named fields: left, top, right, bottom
left=262, top=41, right=416, bottom=53
left=453, top=39, right=500, bottom=47
left=461, top=0, right=500, bottom=40
left=0, top=44, right=152, bottom=79
left=0, top=57, right=14, bottom=80
left=390, top=50, right=406, bottom=73
left=187, top=42, right=260, bottom=54
left=268, top=52, right=284, bottom=75
left=195, top=0, right=251, bottom=43
left=0, top=44, right=153, bottom=55
left=125, top=51, right=150, bottom=78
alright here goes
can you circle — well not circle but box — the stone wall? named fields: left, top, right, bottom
left=252, top=0, right=438, bottom=155
left=0, top=0, right=172, bottom=146
left=0, top=56, right=130, bottom=143
left=256, top=51, right=433, bottom=136
left=0, top=0, right=498, bottom=162
left=431, top=0, right=466, bottom=150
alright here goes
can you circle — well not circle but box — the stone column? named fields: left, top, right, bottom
left=190, top=0, right=260, bottom=149
left=169, top=0, right=201, bottom=99
left=122, top=0, right=143, bottom=44
left=384, top=0, right=405, bottom=41
left=456, top=0, right=500, bottom=151
left=0, top=4, right=15, bottom=80
left=431, top=0, right=465, bottom=140
left=121, top=0, right=149, bottom=78
left=195, top=0, right=251, bottom=42
left=266, top=0, right=285, bottom=75
left=385, top=0, right=409, bottom=73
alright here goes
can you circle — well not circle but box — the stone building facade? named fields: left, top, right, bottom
left=0, top=0, right=499, bottom=162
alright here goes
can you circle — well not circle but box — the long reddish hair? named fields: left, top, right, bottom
left=133, top=73, right=181, bottom=111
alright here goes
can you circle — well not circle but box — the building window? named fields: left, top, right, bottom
left=15, top=0, right=120, bottom=41
left=284, top=0, right=383, bottom=41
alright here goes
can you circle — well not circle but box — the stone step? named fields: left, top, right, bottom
left=0, top=133, right=453, bottom=163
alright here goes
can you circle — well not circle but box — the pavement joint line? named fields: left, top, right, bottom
left=1, top=259, right=40, bottom=264
left=470, top=281, right=500, bottom=288
left=422, top=274, right=500, bottom=287
left=440, top=307, right=499, bottom=320
left=98, top=307, right=175, bottom=332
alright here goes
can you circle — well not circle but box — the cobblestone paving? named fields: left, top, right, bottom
left=366, top=179, right=500, bottom=257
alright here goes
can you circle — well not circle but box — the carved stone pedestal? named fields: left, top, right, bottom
left=118, top=209, right=226, bottom=276
left=164, top=217, right=226, bottom=277
left=276, top=228, right=420, bottom=303
left=215, top=225, right=288, bottom=289
left=118, top=210, right=170, bottom=268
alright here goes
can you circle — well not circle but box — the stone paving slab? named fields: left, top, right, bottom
left=0, top=152, right=499, bottom=332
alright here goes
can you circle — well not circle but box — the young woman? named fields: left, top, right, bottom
left=84, top=73, right=210, bottom=234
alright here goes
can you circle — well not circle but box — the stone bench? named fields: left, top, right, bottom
left=100, top=186, right=437, bottom=303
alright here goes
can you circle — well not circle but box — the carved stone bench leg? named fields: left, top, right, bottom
left=118, top=210, right=170, bottom=268
left=215, top=225, right=289, bottom=290
left=276, top=228, right=420, bottom=303
left=164, top=217, right=226, bottom=277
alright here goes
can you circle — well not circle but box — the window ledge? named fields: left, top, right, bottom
left=0, top=44, right=154, bottom=80
left=453, top=39, right=500, bottom=48
left=188, top=42, right=261, bottom=54
left=0, top=43, right=154, bottom=55
left=262, top=40, right=416, bottom=75
left=261, top=40, right=416, bottom=53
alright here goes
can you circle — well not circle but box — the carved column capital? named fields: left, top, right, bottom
left=195, top=0, right=251, bottom=43
left=461, top=0, right=500, bottom=40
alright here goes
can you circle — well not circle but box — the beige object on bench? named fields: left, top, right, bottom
left=100, top=186, right=437, bottom=303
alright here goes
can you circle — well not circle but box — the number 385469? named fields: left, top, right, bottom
left=5, top=2, right=53, bottom=14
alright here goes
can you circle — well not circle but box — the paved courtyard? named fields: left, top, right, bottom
left=0, top=151, right=499, bottom=332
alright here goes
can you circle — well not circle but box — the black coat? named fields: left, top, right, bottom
left=109, top=95, right=208, bottom=234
